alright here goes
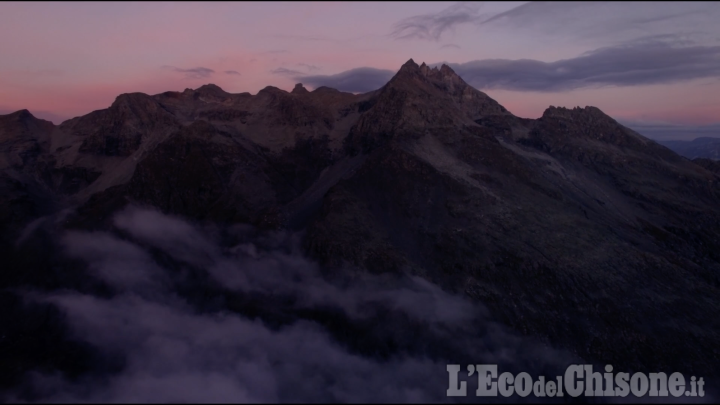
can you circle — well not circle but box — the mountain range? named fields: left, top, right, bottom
left=659, top=137, right=720, bottom=160
left=2, top=59, right=720, bottom=401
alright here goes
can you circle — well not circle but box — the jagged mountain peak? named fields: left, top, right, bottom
left=399, top=58, right=419, bottom=71
left=530, top=104, right=684, bottom=158
left=393, top=59, right=441, bottom=82
left=59, top=91, right=180, bottom=158
left=418, top=62, right=433, bottom=75
left=429, top=64, right=469, bottom=90
left=344, top=59, right=513, bottom=154
left=107, top=92, right=174, bottom=120
left=379, top=59, right=512, bottom=121
left=160, top=84, right=229, bottom=102
left=311, top=86, right=340, bottom=94
left=438, top=63, right=455, bottom=75
left=7, top=109, right=33, bottom=119
left=111, top=92, right=152, bottom=107
left=542, top=105, right=609, bottom=120
left=196, top=83, right=223, bottom=91
left=387, top=60, right=430, bottom=88
left=292, top=83, right=310, bottom=94
left=0, top=108, right=55, bottom=163
left=538, top=105, right=630, bottom=134
left=392, top=60, right=465, bottom=86
left=0, top=109, right=51, bottom=125
left=387, top=60, right=490, bottom=106
left=0, top=108, right=55, bottom=138
left=195, top=83, right=228, bottom=96
left=258, top=85, right=288, bottom=95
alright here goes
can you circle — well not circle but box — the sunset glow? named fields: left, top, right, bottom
left=1, top=2, right=719, bottom=138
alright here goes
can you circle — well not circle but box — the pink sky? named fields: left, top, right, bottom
left=1, top=2, right=718, bottom=131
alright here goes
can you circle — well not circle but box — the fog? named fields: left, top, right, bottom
left=9, top=206, right=581, bottom=403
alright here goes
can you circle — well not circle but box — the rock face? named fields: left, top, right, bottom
left=2, top=59, right=720, bottom=391
left=0, top=110, right=75, bottom=242
left=344, top=60, right=511, bottom=154
left=60, top=93, right=182, bottom=157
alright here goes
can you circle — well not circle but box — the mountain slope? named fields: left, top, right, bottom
left=305, top=60, right=720, bottom=375
left=2, top=59, right=720, bottom=397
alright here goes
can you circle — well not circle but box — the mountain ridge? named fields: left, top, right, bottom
left=2, top=59, right=720, bottom=395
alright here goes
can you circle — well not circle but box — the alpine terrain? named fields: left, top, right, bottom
left=2, top=59, right=719, bottom=401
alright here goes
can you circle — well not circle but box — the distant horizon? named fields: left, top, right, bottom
left=2, top=74, right=718, bottom=143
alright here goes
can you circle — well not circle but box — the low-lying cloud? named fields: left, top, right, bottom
left=270, top=67, right=305, bottom=76
left=297, top=63, right=320, bottom=72
left=296, top=40, right=720, bottom=93
left=443, top=41, right=720, bottom=91
left=162, top=65, right=215, bottom=79
left=8, top=206, right=580, bottom=402
left=296, top=67, right=394, bottom=93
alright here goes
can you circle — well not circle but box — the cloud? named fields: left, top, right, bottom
left=297, top=63, right=320, bottom=72
left=297, top=67, right=395, bottom=93
left=272, top=65, right=325, bottom=78
left=224, top=70, right=241, bottom=75
left=391, top=2, right=485, bottom=41
left=270, top=67, right=305, bottom=76
left=440, top=40, right=720, bottom=91
left=393, top=2, right=720, bottom=46
left=61, top=231, right=166, bottom=291
left=161, top=65, right=215, bottom=79
left=478, top=2, right=720, bottom=48
left=8, top=206, right=580, bottom=402
left=282, top=38, right=720, bottom=94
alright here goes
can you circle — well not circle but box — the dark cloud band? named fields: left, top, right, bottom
left=295, top=41, right=720, bottom=93
left=445, top=41, right=720, bottom=92
left=161, top=66, right=215, bottom=79
left=271, top=67, right=305, bottom=76
left=295, top=67, right=395, bottom=93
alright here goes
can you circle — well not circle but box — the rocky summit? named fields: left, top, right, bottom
left=2, top=59, right=720, bottom=399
